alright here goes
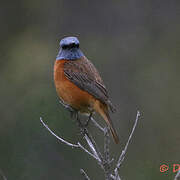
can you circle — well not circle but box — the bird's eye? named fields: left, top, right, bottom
left=62, top=43, right=79, bottom=49
left=70, top=43, right=78, bottom=48
left=62, top=44, right=68, bottom=49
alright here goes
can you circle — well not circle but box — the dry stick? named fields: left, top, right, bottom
left=84, top=125, right=112, bottom=180
left=88, top=132, right=104, bottom=161
left=83, top=129, right=104, bottom=169
left=114, top=111, right=140, bottom=179
left=58, top=98, right=105, bottom=166
left=40, top=116, right=106, bottom=178
left=40, top=115, right=113, bottom=178
left=104, top=127, right=111, bottom=180
left=104, top=127, right=110, bottom=164
left=80, top=169, right=91, bottom=180
left=110, top=174, right=120, bottom=180
left=90, top=119, right=114, bottom=179
left=82, top=124, right=112, bottom=180
left=58, top=98, right=104, bottom=165
left=175, top=170, right=180, bottom=180
left=90, top=117, right=104, bottom=132
left=40, top=117, right=99, bottom=162
left=84, top=133, right=103, bottom=165
left=41, top=110, right=140, bottom=180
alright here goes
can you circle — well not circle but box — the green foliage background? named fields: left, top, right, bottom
left=0, top=1, right=180, bottom=179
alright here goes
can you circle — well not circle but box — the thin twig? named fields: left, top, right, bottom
left=111, top=174, right=121, bottom=180
left=80, top=169, right=91, bottom=180
left=114, top=111, right=140, bottom=178
left=83, top=129, right=104, bottom=169
left=86, top=131, right=104, bottom=164
left=40, top=117, right=79, bottom=148
left=104, top=127, right=110, bottom=164
left=104, top=127, right=111, bottom=180
left=84, top=134, right=102, bottom=163
left=110, top=174, right=116, bottom=180
left=41, top=109, right=141, bottom=180
left=40, top=117, right=99, bottom=161
left=77, top=142, right=100, bottom=161
left=90, top=117, right=104, bottom=132
left=175, top=170, right=180, bottom=180
left=117, top=111, right=140, bottom=168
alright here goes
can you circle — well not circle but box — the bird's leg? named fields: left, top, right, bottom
left=59, top=98, right=89, bottom=135
left=69, top=108, right=78, bottom=119
left=84, top=112, right=93, bottom=127
left=76, top=111, right=83, bottom=128
left=75, top=112, right=87, bottom=136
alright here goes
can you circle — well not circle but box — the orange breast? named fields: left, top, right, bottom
left=54, top=60, right=96, bottom=112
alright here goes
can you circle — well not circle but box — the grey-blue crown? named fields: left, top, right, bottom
left=56, top=36, right=84, bottom=60
left=60, top=37, right=79, bottom=49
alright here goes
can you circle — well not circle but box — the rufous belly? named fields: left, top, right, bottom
left=54, top=60, right=96, bottom=113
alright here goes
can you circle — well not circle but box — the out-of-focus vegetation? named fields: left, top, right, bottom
left=0, top=1, right=180, bottom=179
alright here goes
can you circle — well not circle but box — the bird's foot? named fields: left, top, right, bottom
left=75, top=113, right=89, bottom=136
left=76, top=113, right=93, bottom=129
left=79, top=127, right=88, bottom=137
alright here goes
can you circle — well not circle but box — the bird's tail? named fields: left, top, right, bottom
left=105, top=112, right=119, bottom=144
left=94, top=101, right=119, bottom=144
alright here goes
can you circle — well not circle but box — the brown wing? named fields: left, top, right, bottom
left=63, top=57, right=115, bottom=112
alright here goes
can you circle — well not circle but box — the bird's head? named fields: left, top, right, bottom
left=56, top=36, right=84, bottom=60
left=60, top=37, right=79, bottom=49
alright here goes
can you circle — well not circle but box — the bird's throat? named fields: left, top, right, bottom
left=56, top=48, right=84, bottom=60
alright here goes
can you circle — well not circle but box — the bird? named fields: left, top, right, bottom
left=54, top=36, right=119, bottom=144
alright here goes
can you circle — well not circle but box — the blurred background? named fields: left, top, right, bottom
left=0, top=0, right=180, bottom=179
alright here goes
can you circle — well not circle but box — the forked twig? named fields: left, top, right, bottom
left=114, top=111, right=140, bottom=179
left=40, top=117, right=99, bottom=161
left=40, top=110, right=140, bottom=180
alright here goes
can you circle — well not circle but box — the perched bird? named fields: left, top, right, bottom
left=54, top=37, right=119, bottom=144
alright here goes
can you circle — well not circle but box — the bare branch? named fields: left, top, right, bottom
left=40, top=117, right=99, bottom=161
left=110, top=174, right=116, bottom=180
left=175, top=170, right=180, bottom=180
left=104, top=127, right=110, bottom=164
left=86, top=132, right=104, bottom=162
left=115, top=111, right=140, bottom=176
left=77, top=142, right=100, bottom=161
left=40, top=117, right=79, bottom=148
left=114, top=170, right=121, bottom=180
left=90, top=117, right=104, bottom=132
left=41, top=110, right=141, bottom=180
left=80, top=169, right=91, bottom=180
left=104, top=127, right=111, bottom=180
left=84, top=134, right=102, bottom=164
left=110, top=174, right=121, bottom=180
